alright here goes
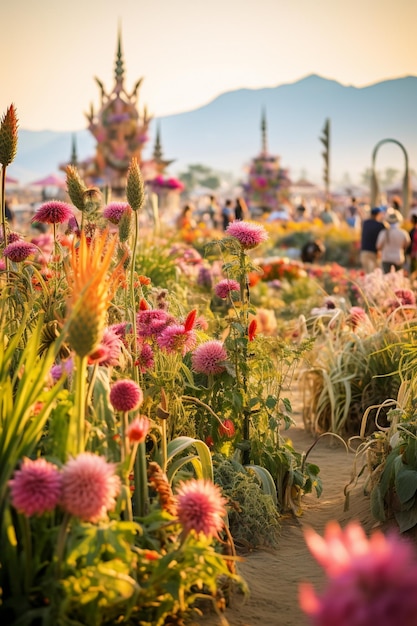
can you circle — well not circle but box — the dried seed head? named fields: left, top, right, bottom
left=126, top=158, right=145, bottom=211
left=0, top=104, right=18, bottom=167
left=65, top=165, right=87, bottom=211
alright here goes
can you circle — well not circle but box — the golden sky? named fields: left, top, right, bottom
left=2, top=0, right=416, bottom=130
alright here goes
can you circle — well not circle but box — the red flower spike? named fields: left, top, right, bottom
left=248, top=319, right=257, bottom=341
left=184, top=309, right=197, bottom=332
left=139, top=298, right=149, bottom=310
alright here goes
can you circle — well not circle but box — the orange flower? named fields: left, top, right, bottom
left=66, top=230, right=123, bottom=358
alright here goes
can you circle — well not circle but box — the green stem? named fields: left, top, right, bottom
left=161, top=419, right=168, bottom=473
left=129, top=209, right=149, bottom=517
left=1, top=166, right=9, bottom=272
left=55, top=512, right=71, bottom=578
left=69, top=354, right=88, bottom=456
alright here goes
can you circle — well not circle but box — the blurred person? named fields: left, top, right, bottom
left=221, top=199, right=234, bottom=230
left=345, top=196, right=361, bottom=229
left=376, top=208, right=410, bottom=273
left=176, top=204, right=195, bottom=230
left=359, top=207, right=386, bottom=273
left=207, top=195, right=219, bottom=229
left=234, top=197, right=248, bottom=220
left=301, top=239, right=325, bottom=263
left=407, top=213, right=417, bottom=274
left=319, top=202, right=340, bottom=227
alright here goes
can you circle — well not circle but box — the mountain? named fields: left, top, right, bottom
left=7, top=74, right=417, bottom=188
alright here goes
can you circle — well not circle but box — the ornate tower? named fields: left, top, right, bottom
left=82, top=29, right=152, bottom=192
left=243, top=110, right=291, bottom=213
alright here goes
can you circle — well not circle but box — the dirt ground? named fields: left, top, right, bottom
left=191, top=388, right=384, bottom=626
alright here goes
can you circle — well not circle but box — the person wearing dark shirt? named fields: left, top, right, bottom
left=360, top=207, right=386, bottom=273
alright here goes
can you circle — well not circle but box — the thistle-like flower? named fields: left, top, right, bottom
left=0, top=104, right=18, bottom=166
left=226, top=220, right=268, bottom=250
left=110, top=379, right=143, bottom=412
left=126, top=157, right=145, bottom=211
left=65, top=165, right=87, bottom=211
left=299, top=521, right=417, bottom=626
left=176, top=478, right=227, bottom=538
left=65, top=231, right=122, bottom=358
left=32, top=200, right=73, bottom=225
left=214, top=278, right=240, bottom=299
left=191, top=340, right=227, bottom=374
left=9, top=457, right=61, bottom=516
left=3, top=240, right=37, bottom=262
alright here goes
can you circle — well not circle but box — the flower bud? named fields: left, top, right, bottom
left=65, top=165, right=87, bottom=211
left=0, top=104, right=18, bottom=167
left=126, top=158, right=144, bottom=211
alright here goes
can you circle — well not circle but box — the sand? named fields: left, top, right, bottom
left=191, top=388, right=383, bottom=626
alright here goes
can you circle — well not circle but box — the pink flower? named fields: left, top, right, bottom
left=127, top=415, right=150, bottom=443
left=214, top=279, right=241, bottom=299
left=50, top=358, right=74, bottom=381
left=88, top=327, right=122, bottom=367
left=103, top=202, right=131, bottom=224
left=137, top=309, right=176, bottom=339
left=299, top=521, right=417, bottom=626
left=3, top=240, right=37, bottom=262
left=192, top=340, right=227, bottom=374
left=60, top=453, right=121, bottom=522
left=176, top=479, right=227, bottom=537
left=226, top=220, right=268, bottom=249
left=346, top=306, right=368, bottom=329
left=135, top=342, right=154, bottom=372
left=32, top=201, right=73, bottom=224
left=156, top=324, right=197, bottom=355
left=9, top=457, right=61, bottom=516
left=110, top=379, right=143, bottom=412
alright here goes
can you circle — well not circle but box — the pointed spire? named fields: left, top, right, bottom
left=70, top=134, right=78, bottom=166
left=261, top=108, right=268, bottom=154
left=153, top=124, right=163, bottom=161
left=114, top=24, right=124, bottom=88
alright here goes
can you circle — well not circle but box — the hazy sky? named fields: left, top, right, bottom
left=2, top=0, right=416, bottom=131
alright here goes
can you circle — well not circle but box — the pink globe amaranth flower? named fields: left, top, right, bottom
left=110, top=379, right=143, bottom=412
left=192, top=340, right=227, bottom=375
left=226, top=220, right=268, bottom=249
left=156, top=324, right=197, bottom=355
left=102, top=202, right=130, bottom=224
left=127, top=415, right=150, bottom=443
left=299, top=521, right=417, bottom=626
left=9, top=457, right=62, bottom=516
left=214, top=278, right=240, bottom=299
left=137, top=309, right=176, bottom=339
left=32, top=200, right=73, bottom=225
left=176, top=479, right=227, bottom=538
left=3, top=240, right=37, bottom=262
left=88, top=327, right=122, bottom=367
left=135, top=342, right=154, bottom=372
left=60, top=452, right=121, bottom=523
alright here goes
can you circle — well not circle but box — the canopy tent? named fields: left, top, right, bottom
left=28, top=174, right=66, bottom=188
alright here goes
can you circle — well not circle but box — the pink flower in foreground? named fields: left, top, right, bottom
left=9, top=457, right=61, bottom=516
left=226, top=220, right=268, bottom=249
left=127, top=415, right=150, bottom=443
left=110, top=379, right=143, bottom=412
left=137, top=309, right=176, bottom=339
left=176, top=479, right=227, bottom=537
left=103, top=202, right=130, bottom=224
left=3, top=240, right=37, bottom=262
left=192, top=340, right=227, bottom=375
left=60, top=452, right=121, bottom=522
left=88, top=327, right=122, bottom=367
left=32, top=200, right=73, bottom=225
left=299, top=521, right=417, bottom=626
left=214, top=279, right=240, bottom=299
left=156, top=324, right=197, bottom=355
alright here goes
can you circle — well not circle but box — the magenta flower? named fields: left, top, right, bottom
left=110, top=379, right=143, bottom=412
left=103, top=202, right=130, bottom=224
left=32, top=200, right=73, bottom=225
left=3, top=240, right=37, bottom=262
left=9, top=457, right=62, bottom=516
left=192, top=340, right=227, bottom=375
left=60, top=452, right=121, bottom=523
left=345, top=306, right=368, bottom=329
left=299, top=521, right=417, bottom=626
left=393, top=289, right=416, bottom=307
left=137, top=309, right=176, bottom=339
left=214, top=279, right=240, bottom=299
left=156, top=324, right=197, bottom=355
left=176, top=479, right=227, bottom=537
left=50, top=358, right=74, bottom=382
left=127, top=415, right=150, bottom=443
left=135, top=342, right=155, bottom=372
left=88, top=327, right=122, bottom=367
left=226, top=220, right=268, bottom=249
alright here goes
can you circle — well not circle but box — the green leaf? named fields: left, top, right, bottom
left=244, top=464, right=278, bottom=506
left=395, top=466, right=417, bottom=503
left=167, top=437, right=213, bottom=482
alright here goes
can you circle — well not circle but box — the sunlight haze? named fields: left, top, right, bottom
left=2, top=0, right=416, bottom=131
